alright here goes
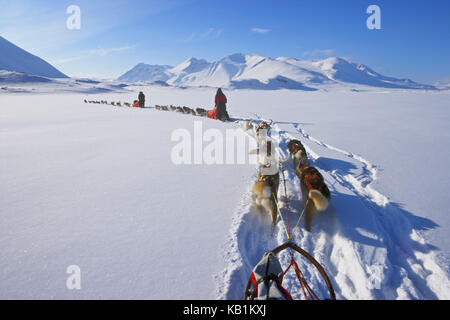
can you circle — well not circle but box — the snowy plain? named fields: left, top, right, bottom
left=0, top=86, right=449, bottom=299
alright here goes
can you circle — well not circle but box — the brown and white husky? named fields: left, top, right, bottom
left=252, top=170, right=280, bottom=228
left=295, top=163, right=331, bottom=231
left=287, top=139, right=308, bottom=170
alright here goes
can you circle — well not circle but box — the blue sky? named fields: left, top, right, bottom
left=0, top=0, right=449, bottom=83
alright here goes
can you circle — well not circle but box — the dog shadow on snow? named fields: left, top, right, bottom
left=315, top=157, right=357, bottom=176
left=310, top=192, right=441, bottom=299
left=310, top=156, right=441, bottom=298
left=307, top=154, right=440, bottom=254
left=314, top=191, right=439, bottom=252
left=273, top=119, right=440, bottom=254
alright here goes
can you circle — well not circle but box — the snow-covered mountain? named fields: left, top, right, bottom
left=118, top=53, right=434, bottom=90
left=0, top=36, right=67, bottom=78
left=117, top=63, right=172, bottom=82
left=0, top=70, right=131, bottom=94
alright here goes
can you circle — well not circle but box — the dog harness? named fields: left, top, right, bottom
left=303, top=168, right=322, bottom=191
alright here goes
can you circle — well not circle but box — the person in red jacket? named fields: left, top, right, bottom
left=215, top=88, right=230, bottom=121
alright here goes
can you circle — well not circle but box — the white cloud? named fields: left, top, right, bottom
left=52, top=44, right=136, bottom=65
left=179, top=28, right=224, bottom=43
left=52, top=56, right=85, bottom=65
left=303, top=49, right=335, bottom=57
left=251, top=28, right=270, bottom=34
left=88, top=45, right=136, bottom=57
left=182, top=33, right=196, bottom=43
left=200, top=28, right=224, bottom=40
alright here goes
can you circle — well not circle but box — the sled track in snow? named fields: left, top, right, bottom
left=217, top=115, right=450, bottom=300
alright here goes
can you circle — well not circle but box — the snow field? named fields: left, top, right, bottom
left=1, top=88, right=449, bottom=299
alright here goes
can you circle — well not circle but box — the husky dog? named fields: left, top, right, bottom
left=251, top=140, right=280, bottom=228
left=161, top=105, right=169, bottom=111
left=252, top=169, right=280, bottom=226
left=111, top=102, right=116, bottom=106
left=155, top=105, right=161, bottom=110
left=244, top=120, right=254, bottom=131
left=176, top=106, right=184, bottom=113
left=84, top=99, right=87, bottom=103
left=116, top=102, right=122, bottom=107
left=288, top=139, right=308, bottom=169
left=196, top=108, right=208, bottom=117
left=182, top=106, right=192, bottom=114
left=252, top=170, right=280, bottom=228
left=170, top=105, right=177, bottom=112
left=181, top=106, right=194, bottom=115
left=255, top=120, right=273, bottom=145
left=124, top=102, right=130, bottom=107
left=256, top=120, right=273, bottom=132
left=295, top=164, right=331, bottom=231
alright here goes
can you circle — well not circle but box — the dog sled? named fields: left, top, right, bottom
left=244, top=241, right=336, bottom=300
left=207, top=107, right=218, bottom=120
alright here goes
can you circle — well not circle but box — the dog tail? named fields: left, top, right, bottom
left=253, top=183, right=273, bottom=201
left=261, top=185, right=272, bottom=199
left=309, top=189, right=329, bottom=211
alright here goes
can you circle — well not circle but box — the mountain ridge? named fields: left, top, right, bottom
left=118, top=53, right=435, bottom=90
left=0, top=36, right=67, bottom=79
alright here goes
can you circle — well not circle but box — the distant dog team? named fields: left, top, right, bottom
left=83, top=97, right=330, bottom=232
left=84, top=99, right=213, bottom=117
